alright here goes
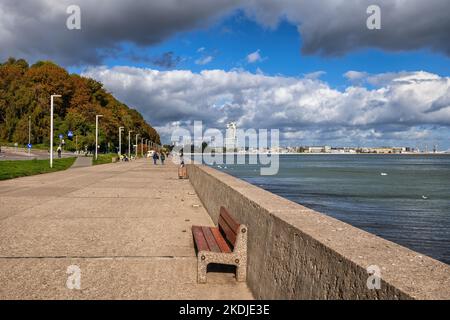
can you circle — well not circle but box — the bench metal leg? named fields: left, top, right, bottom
left=197, top=255, right=207, bottom=284
left=236, top=263, right=247, bottom=282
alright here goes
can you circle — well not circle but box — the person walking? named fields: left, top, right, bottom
left=57, top=145, right=62, bottom=159
left=179, top=151, right=185, bottom=167
left=152, top=151, right=159, bottom=165
left=160, top=152, right=166, bottom=165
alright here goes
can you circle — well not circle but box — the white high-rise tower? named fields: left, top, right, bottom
left=226, top=122, right=238, bottom=151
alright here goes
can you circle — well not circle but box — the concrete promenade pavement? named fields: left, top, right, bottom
left=70, top=156, right=93, bottom=168
left=0, top=159, right=253, bottom=299
left=0, top=147, right=74, bottom=161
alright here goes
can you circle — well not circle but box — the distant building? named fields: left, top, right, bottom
left=332, top=147, right=357, bottom=153
left=226, top=122, right=238, bottom=151
left=358, top=147, right=407, bottom=154
left=291, top=145, right=411, bottom=154
left=392, top=147, right=406, bottom=154
left=307, top=146, right=332, bottom=153
left=307, top=147, right=323, bottom=153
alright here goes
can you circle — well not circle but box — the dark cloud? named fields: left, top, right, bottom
left=151, top=52, right=182, bottom=69
left=426, top=92, right=450, bottom=113
left=1, top=0, right=450, bottom=66
left=0, top=0, right=240, bottom=66
left=245, top=0, right=450, bottom=57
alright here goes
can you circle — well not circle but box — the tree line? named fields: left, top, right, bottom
left=0, top=58, right=160, bottom=152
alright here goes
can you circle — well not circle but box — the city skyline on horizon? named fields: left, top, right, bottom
left=167, top=121, right=449, bottom=152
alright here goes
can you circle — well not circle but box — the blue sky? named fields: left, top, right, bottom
left=78, top=10, right=450, bottom=90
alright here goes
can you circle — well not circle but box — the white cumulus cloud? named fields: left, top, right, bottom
left=195, top=56, right=213, bottom=65
left=246, top=50, right=263, bottom=63
left=82, top=66, right=450, bottom=147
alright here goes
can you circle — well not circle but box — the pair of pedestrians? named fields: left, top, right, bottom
left=152, top=151, right=166, bottom=165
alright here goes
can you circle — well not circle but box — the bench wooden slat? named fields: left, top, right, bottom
left=218, top=215, right=237, bottom=246
left=210, top=227, right=232, bottom=253
left=192, top=207, right=247, bottom=283
left=192, top=226, right=209, bottom=252
left=201, top=227, right=221, bottom=253
left=220, top=207, right=240, bottom=234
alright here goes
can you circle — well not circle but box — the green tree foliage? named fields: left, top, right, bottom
left=0, top=58, right=160, bottom=152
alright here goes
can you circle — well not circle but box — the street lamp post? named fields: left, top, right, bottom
left=135, top=134, right=140, bottom=158
left=50, top=95, right=61, bottom=168
left=28, top=116, right=31, bottom=156
left=95, top=115, right=103, bottom=160
left=143, top=139, right=146, bottom=152
left=128, top=130, right=133, bottom=159
left=28, top=116, right=31, bottom=145
left=119, top=127, right=124, bottom=156
left=141, top=137, right=144, bottom=158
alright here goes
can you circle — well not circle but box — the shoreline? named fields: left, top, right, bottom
left=183, top=152, right=450, bottom=156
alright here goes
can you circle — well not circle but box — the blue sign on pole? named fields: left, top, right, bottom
left=27, top=144, right=32, bottom=149
left=59, top=134, right=64, bottom=139
left=68, top=131, right=73, bottom=138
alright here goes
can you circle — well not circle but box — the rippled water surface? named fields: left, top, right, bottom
left=210, top=154, right=450, bottom=265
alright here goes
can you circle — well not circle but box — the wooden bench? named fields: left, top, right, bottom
left=192, top=207, right=247, bottom=283
left=178, top=166, right=188, bottom=179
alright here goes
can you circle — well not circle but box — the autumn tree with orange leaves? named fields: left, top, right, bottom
left=0, top=58, right=160, bottom=152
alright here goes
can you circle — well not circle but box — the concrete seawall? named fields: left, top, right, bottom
left=187, top=164, right=450, bottom=300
